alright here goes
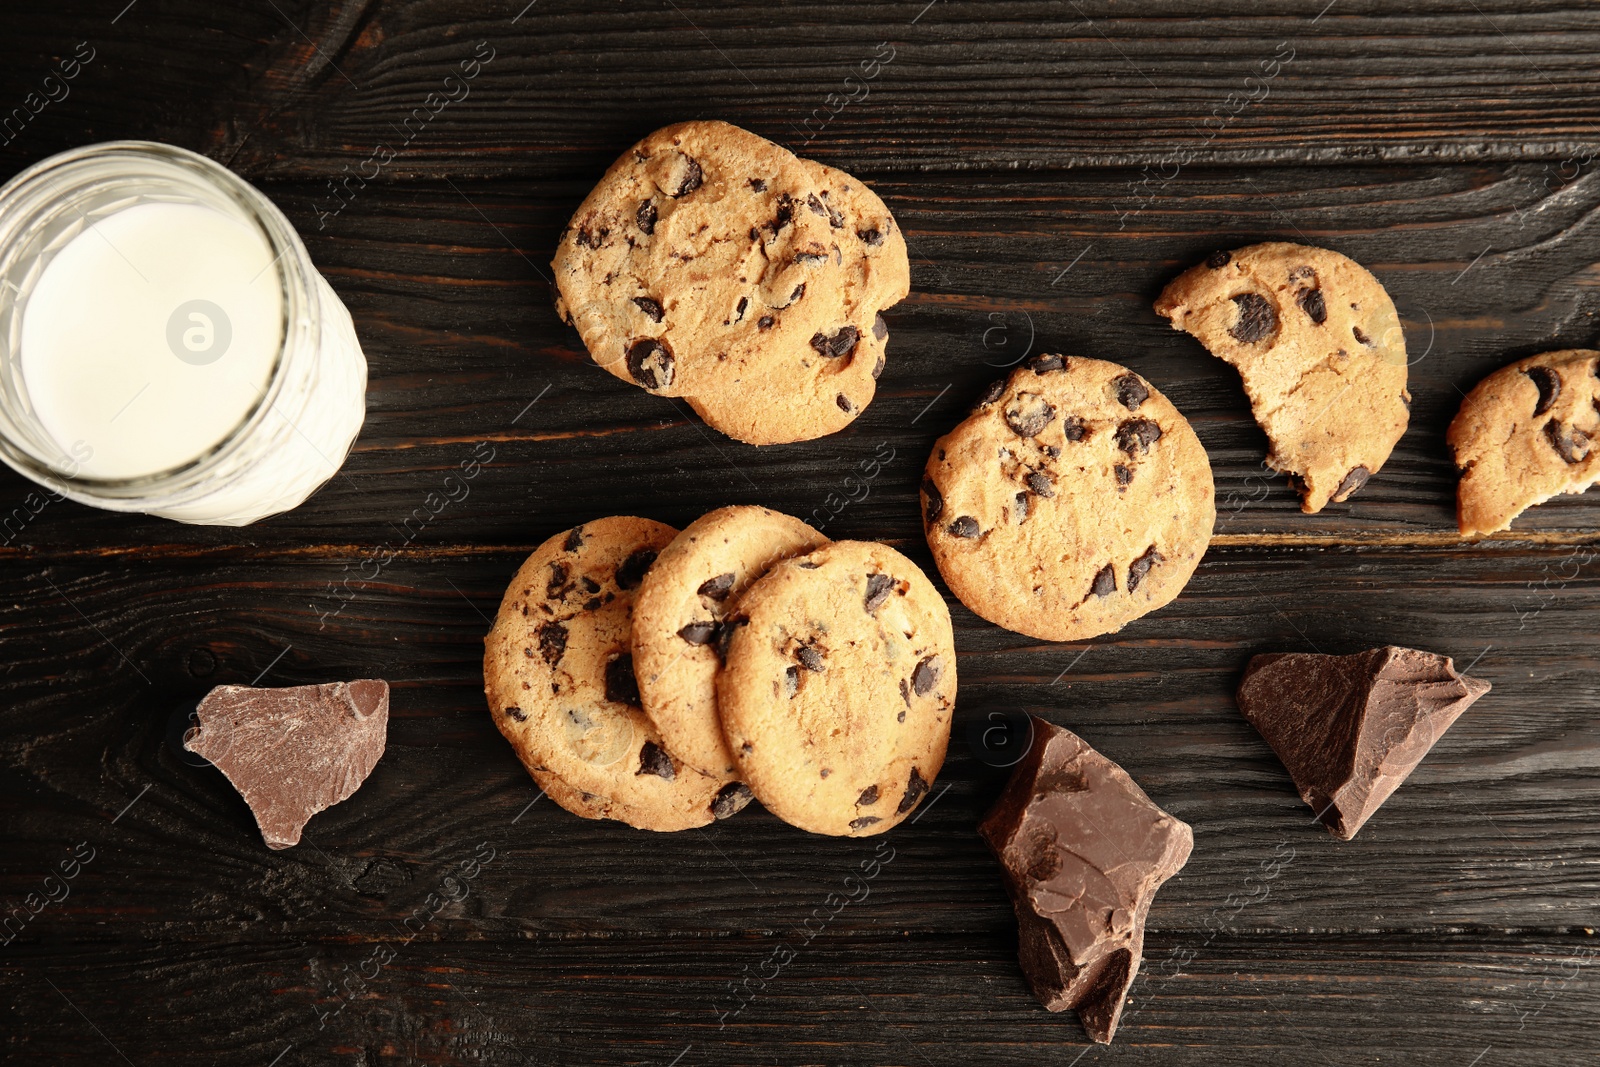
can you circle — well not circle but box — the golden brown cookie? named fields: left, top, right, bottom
left=483, top=516, right=751, bottom=830
left=718, top=540, right=956, bottom=837
left=1448, top=349, right=1600, bottom=537
left=551, top=120, right=909, bottom=445
left=632, top=505, right=827, bottom=777
left=1154, top=242, right=1411, bottom=513
left=922, top=354, right=1214, bottom=643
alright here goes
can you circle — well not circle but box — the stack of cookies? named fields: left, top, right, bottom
left=552, top=121, right=911, bottom=446
left=483, top=507, right=956, bottom=835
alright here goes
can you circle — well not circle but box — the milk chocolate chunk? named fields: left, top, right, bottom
left=185, top=680, right=390, bottom=850
left=979, top=718, right=1192, bottom=1044
left=1236, top=646, right=1490, bottom=840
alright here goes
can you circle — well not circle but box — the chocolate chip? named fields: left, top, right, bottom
left=1229, top=293, right=1277, bottom=343
left=921, top=478, right=945, bottom=525
left=1114, top=464, right=1132, bottom=487
left=837, top=394, right=854, bottom=413
left=806, top=193, right=827, bottom=217
left=1061, top=416, right=1087, bottom=442
left=1333, top=466, right=1370, bottom=502
left=748, top=178, right=767, bottom=192
left=1127, top=546, right=1162, bottom=592
left=615, top=548, right=658, bottom=590
left=1545, top=419, right=1592, bottom=464
left=1297, top=287, right=1327, bottom=325
left=783, top=665, right=799, bottom=697
left=872, top=354, right=885, bottom=379
left=896, top=768, right=929, bottom=814
left=1352, top=326, right=1373, bottom=346
left=850, top=816, right=882, bottom=830
left=865, top=573, right=894, bottom=613
left=505, top=706, right=526, bottom=721
left=716, top=614, right=749, bottom=660
left=581, top=576, right=600, bottom=593
left=1026, top=471, right=1054, bottom=497
left=857, top=785, right=880, bottom=806
left=758, top=315, right=775, bottom=331
left=766, top=195, right=794, bottom=234
left=626, top=338, right=674, bottom=391
left=912, top=655, right=942, bottom=696
left=1040, top=444, right=1061, bottom=457
left=699, top=572, right=735, bottom=600
left=637, top=740, right=674, bottom=780
left=858, top=227, right=884, bottom=246
left=711, top=782, right=753, bottom=819
left=733, top=296, right=749, bottom=322
left=679, top=621, right=717, bottom=645
left=1112, top=374, right=1149, bottom=410
left=605, top=654, right=640, bottom=706
left=1526, top=366, right=1562, bottom=416
left=795, top=251, right=828, bottom=267
left=797, top=645, right=825, bottom=673
left=947, top=516, right=980, bottom=539
left=537, top=622, right=568, bottom=665
left=899, top=678, right=911, bottom=706
left=1028, top=354, right=1066, bottom=374
left=575, top=227, right=604, bottom=249
left=1115, top=418, right=1163, bottom=455
left=872, top=313, right=888, bottom=340
left=1206, top=250, right=1232, bottom=269
left=1090, top=564, right=1116, bottom=597
left=582, top=597, right=602, bottom=611
left=564, top=527, right=584, bottom=552
left=789, top=283, right=806, bottom=303
left=636, top=200, right=657, bottom=235
left=672, top=157, right=702, bottom=197
left=545, top=562, right=570, bottom=598
left=1004, top=392, right=1057, bottom=438
left=973, top=379, right=1007, bottom=410
left=810, top=325, right=860, bottom=359
left=633, top=296, right=664, bottom=322
left=1014, top=491, right=1029, bottom=521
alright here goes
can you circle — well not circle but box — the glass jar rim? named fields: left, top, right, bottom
left=0, top=139, right=317, bottom=496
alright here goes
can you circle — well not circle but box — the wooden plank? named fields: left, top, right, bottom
left=2, top=543, right=1595, bottom=939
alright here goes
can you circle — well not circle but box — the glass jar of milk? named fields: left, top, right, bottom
left=0, top=141, right=367, bottom=525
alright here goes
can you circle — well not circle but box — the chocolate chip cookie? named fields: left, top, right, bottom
left=1154, top=242, right=1411, bottom=513
left=552, top=120, right=910, bottom=445
left=483, top=516, right=751, bottom=830
left=922, top=355, right=1214, bottom=643
left=632, top=505, right=828, bottom=777
left=717, top=540, right=956, bottom=836
left=1448, top=349, right=1600, bottom=537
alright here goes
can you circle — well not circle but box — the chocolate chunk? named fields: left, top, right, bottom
left=896, top=767, right=929, bottom=814
left=788, top=283, right=807, bottom=304
left=912, top=655, right=942, bottom=696
left=711, top=782, right=754, bottom=819
left=678, top=621, right=717, bottom=645
left=615, top=548, right=658, bottom=590
left=973, top=378, right=1007, bottom=410
left=505, top=706, right=526, bottom=722
left=1296, top=287, right=1327, bottom=325
left=582, top=597, right=602, bottom=612
left=809, top=325, right=860, bottom=359
left=1114, top=464, right=1132, bottom=488
left=1028, top=354, right=1066, bottom=374
left=581, top=576, right=601, bottom=593
left=537, top=621, right=568, bottom=664
left=604, top=654, right=641, bottom=706
left=636, top=200, right=657, bottom=235
left=858, top=226, right=884, bottom=246
left=545, top=562, right=570, bottom=598
left=1111, top=374, right=1149, bottom=411
left=716, top=614, right=748, bottom=661
left=733, top=295, right=749, bottom=322
left=947, top=515, right=980, bottom=539
left=1004, top=392, right=1057, bottom=438
left=672, top=156, right=702, bottom=197
left=1352, top=325, right=1373, bottom=346
left=1205, top=250, right=1232, bottom=269
left=857, top=785, right=880, bottom=806
left=697, top=572, right=736, bottom=600
left=1545, top=418, right=1592, bottom=464
left=1026, top=471, right=1054, bottom=498
left=633, top=296, right=664, bottom=322
left=564, top=526, right=584, bottom=552
left=899, top=678, right=911, bottom=706
left=748, top=178, right=767, bottom=192
left=872, top=313, right=888, bottom=340
left=795, top=251, right=829, bottom=267
left=1228, top=293, right=1277, bottom=343
left=1126, top=547, right=1161, bottom=592
left=637, top=740, right=675, bottom=780
left=1114, top=418, right=1162, bottom=456
left=1332, top=466, right=1370, bottom=502
left=836, top=394, right=853, bottom=413
left=184, top=680, right=390, bottom=850
left=783, top=665, right=799, bottom=697
left=849, top=816, right=882, bottom=830
left=864, top=573, right=894, bottom=613
left=1014, top=491, right=1030, bottom=521
left=797, top=645, right=825, bottom=673
left=979, top=718, right=1193, bottom=1044
left=1060, top=416, right=1087, bottom=442
left=922, top=478, right=945, bottom=525
left=1526, top=366, right=1562, bottom=416
left=626, top=338, right=674, bottom=391
left=1237, top=646, right=1490, bottom=839
left=757, top=315, right=775, bottom=331
left=1089, top=564, right=1116, bottom=597
left=872, top=354, right=885, bottom=379
left=1040, top=444, right=1061, bottom=457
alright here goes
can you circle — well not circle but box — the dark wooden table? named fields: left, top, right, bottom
left=3, top=2, right=1600, bottom=1064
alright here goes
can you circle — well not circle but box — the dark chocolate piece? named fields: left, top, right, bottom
left=711, top=782, right=754, bottom=819
left=1228, top=292, right=1277, bottom=343
left=1236, top=646, right=1491, bottom=839
left=185, top=680, right=390, bottom=850
left=978, top=718, right=1192, bottom=1044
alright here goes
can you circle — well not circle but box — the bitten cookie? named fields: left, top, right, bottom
left=922, top=355, right=1215, bottom=643
left=718, top=540, right=956, bottom=836
left=552, top=120, right=910, bottom=445
left=1154, top=242, right=1411, bottom=513
left=483, top=516, right=751, bottom=831
left=1448, top=349, right=1600, bottom=537
left=633, top=505, right=828, bottom=777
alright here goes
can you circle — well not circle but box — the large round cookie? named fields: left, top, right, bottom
left=483, top=516, right=750, bottom=831
left=1154, top=242, right=1411, bottom=513
left=551, top=120, right=910, bottom=445
left=632, top=505, right=828, bottom=777
left=718, top=540, right=956, bottom=837
left=1448, top=349, right=1600, bottom=537
left=922, top=355, right=1214, bottom=643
